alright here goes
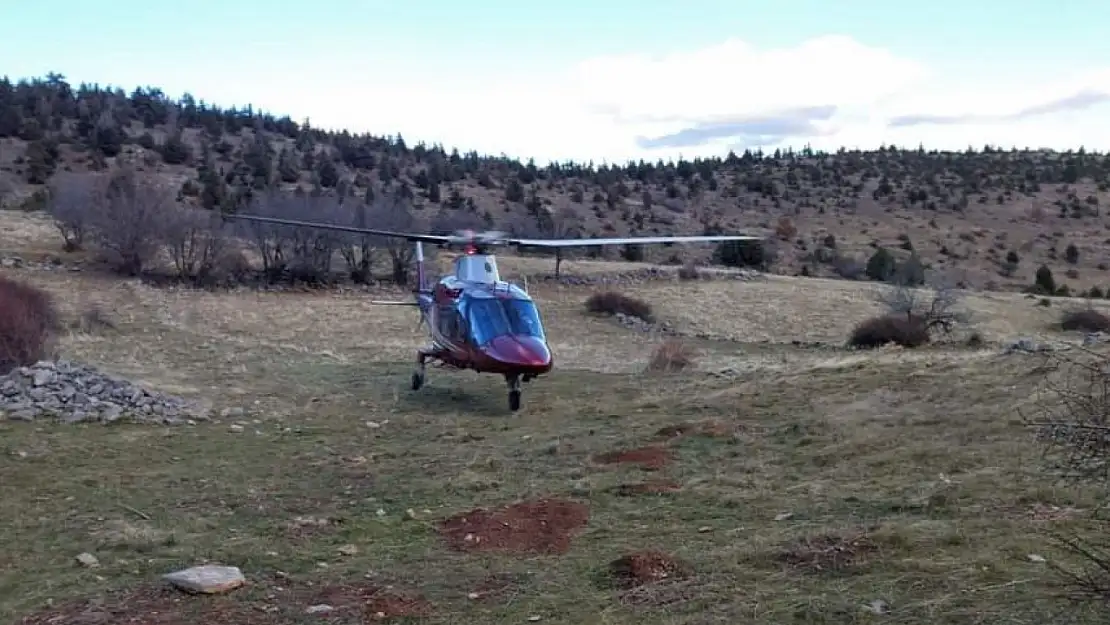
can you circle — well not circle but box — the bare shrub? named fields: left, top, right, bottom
left=0, top=275, right=61, bottom=374
left=677, top=262, right=702, bottom=281
left=873, top=275, right=969, bottom=339
left=646, top=339, right=696, bottom=372
left=84, top=169, right=173, bottom=275
left=0, top=175, right=12, bottom=207
left=848, top=314, right=930, bottom=349
left=336, top=200, right=379, bottom=283
left=72, top=304, right=116, bottom=334
left=44, top=171, right=100, bottom=251
left=1024, top=349, right=1110, bottom=607
left=163, top=205, right=230, bottom=282
left=831, top=254, right=867, bottom=280
left=1061, top=308, right=1110, bottom=333
left=284, top=194, right=341, bottom=284
left=367, top=192, right=417, bottom=285
left=585, top=291, right=654, bottom=323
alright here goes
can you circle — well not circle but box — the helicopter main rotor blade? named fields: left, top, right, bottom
left=508, top=234, right=763, bottom=248
left=221, top=214, right=453, bottom=245
left=223, top=213, right=762, bottom=250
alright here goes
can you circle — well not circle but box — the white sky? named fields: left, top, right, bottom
left=291, top=35, right=1110, bottom=163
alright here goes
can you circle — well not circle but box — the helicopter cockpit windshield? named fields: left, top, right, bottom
left=465, top=296, right=546, bottom=346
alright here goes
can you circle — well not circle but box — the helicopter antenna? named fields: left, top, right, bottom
left=415, top=240, right=426, bottom=292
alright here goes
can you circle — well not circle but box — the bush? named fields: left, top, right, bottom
left=848, top=314, right=930, bottom=349
left=0, top=275, right=61, bottom=374
left=1061, top=309, right=1110, bottom=333
left=677, top=262, right=702, bottom=281
left=585, top=291, right=654, bottom=323
left=646, top=339, right=696, bottom=372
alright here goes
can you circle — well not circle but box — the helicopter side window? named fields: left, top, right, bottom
left=504, top=299, right=545, bottom=339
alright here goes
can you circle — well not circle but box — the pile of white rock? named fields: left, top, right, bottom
left=0, top=360, right=202, bottom=424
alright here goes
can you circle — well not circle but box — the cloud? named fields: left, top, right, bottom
left=888, top=89, right=1110, bottom=128
left=635, top=105, right=838, bottom=150
left=303, top=36, right=1110, bottom=163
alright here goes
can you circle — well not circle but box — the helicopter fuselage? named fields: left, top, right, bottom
left=415, top=253, right=553, bottom=378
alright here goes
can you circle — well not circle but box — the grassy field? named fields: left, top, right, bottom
left=2, top=211, right=1109, bottom=624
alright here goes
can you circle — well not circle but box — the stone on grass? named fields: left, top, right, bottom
left=75, top=552, right=100, bottom=568
left=163, top=564, right=246, bottom=594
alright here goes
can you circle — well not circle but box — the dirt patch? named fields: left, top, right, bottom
left=613, top=479, right=683, bottom=496
left=655, top=419, right=733, bottom=439
left=282, top=515, right=343, bottom=541
left=309, top=581, right=433, bottom=620
left=439, top=497, right=590, bottom=555
left=593, top=446, right=673, bottom=470
left=17, top=583, right=281, bottom=625
left=464, top=572, right=532, bottom=603
left=777, top=530, right=880, bottom=573
left=607, top=551, right=692, bottom=589
left=1028, top=503, right=1084, bottom=522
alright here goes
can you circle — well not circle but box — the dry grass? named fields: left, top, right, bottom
left=0, top=210, right=1108, bottom=624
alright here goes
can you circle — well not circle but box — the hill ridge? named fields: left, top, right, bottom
left=3, top=73, right=1110, bottom=293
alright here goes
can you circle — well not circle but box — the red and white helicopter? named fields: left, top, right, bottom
left=224, top=214, right=760, bottom=411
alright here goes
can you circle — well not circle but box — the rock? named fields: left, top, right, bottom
left=337, top=544, right=358, bottom=556
left=774, top=512, right=794, bottom=521
left=75, top=552, right=100, bottom=568
left=163, top=564, right=246, bottom=594
left=862, top=599, right=888, bottom=615
left=0, top=360, right=203, bottom=425
left=306, top=604, right=334, bottom=614
left=1004, top=337, right=1040, bottom=354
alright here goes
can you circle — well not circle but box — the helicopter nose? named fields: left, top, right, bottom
left=486, top=335, right=552, bottom=370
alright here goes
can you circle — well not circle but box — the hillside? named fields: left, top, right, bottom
left=3, top=73, right=1110, bottom=293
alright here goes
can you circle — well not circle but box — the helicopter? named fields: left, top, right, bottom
left=222, top=213, right=761, bottom=411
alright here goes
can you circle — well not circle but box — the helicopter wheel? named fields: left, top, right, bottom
left=506, top=374, right=522, bottom=412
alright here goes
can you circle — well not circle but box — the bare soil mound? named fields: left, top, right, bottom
left=439, top=497, right=590, bottom=555
left=607, top=551, right=691, bottom=588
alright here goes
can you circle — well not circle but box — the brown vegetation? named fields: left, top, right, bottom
left=0, top=274, right=60, bottom=373
left=1061, top=308, right=1110, bottom=332
left=584, top=290, right=656, bottom=322
left=848, top=314, right=931, bottom=349
left=645, top=338, right=697, bottom=372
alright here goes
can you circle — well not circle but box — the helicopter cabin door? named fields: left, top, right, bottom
left=436, top=301, right=466, bottom=344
